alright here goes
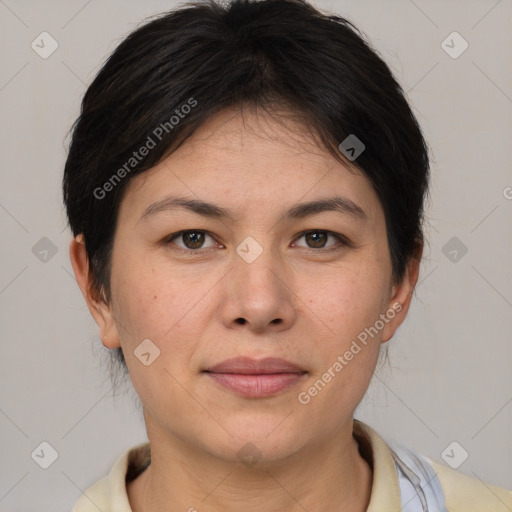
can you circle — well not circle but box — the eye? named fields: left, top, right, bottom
left=292, top=230, right=348, bottom=251
left=165, top=230, right=219, bottom=252
left=164, top=229, right=349, bottom=254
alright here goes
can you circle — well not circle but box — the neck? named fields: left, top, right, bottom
left=128, top=419, right=372, bottom=512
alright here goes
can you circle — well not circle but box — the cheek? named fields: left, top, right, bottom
left=300, top=273, right=386, bottom=410
left=111, top=259, right=215, bottom=354
left=309, top=268, right=389, bottom=344
left=110, top=264, right=203, bottom=403
left=111, top=266, right=164, bottom=342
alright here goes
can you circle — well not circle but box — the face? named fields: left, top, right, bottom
left=75, top=107, right=417, bottom=465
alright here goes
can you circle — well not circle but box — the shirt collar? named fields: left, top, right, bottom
left=353, top=419, right=403, bottom=511
left=102, top=420, right=403, bottom=511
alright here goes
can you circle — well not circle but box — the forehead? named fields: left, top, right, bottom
left=119, top=107, right=383, bottom=227
left=164, top=107, right=348, bottom=170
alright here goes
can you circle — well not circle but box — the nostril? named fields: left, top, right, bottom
left=236, top=318, right=246, bottom=325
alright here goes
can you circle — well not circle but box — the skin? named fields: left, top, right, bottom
left=70, top=106, right=422, bottom=512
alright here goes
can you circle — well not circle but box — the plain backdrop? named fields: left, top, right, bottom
left=0, top=0, right=511, bottom=510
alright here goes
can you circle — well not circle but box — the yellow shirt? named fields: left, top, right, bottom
left=72, top=420, right=512, bottom=511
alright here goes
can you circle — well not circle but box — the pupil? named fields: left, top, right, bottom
left=186, top=231, right=203, bottom=248
left=182, top=231, right=327, bottom=250
left=307, top=231, right=326, bottom=248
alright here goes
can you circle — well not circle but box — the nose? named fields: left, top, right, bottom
left=220, top=243, right=297, bottom=334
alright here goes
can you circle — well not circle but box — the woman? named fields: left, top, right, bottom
left=63, top=0, right=512, bottom=510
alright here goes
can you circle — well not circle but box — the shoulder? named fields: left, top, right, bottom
left=426, top=456, right=512, bottom=512
left=72, top=476, right=110, bottom=512
left=71, top=442, right=150, bottom=512
left=354, top=420, right=512, bottom=512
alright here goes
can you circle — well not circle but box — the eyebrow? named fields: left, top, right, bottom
left=139, top=195, right=367, bottom=223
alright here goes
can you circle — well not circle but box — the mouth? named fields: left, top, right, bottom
left=203, top=357, right=308, bottom=398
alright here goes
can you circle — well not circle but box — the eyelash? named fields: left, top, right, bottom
left=164, top=229, right=350, bottom=254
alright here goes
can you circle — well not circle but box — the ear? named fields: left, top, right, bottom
left=381, top=241, right=423, bottom=343
left=69, top=234, right=121, bottom=349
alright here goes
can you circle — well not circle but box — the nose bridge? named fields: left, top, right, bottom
left=224, top=233, right=296, bottom=330
left=234, top=234, right=284, bottom=296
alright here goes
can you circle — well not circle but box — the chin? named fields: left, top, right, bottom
left=209, top=413, right=308, bottom=462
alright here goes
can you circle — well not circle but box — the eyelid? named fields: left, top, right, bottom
left=292, top=230, right=350, bottom=250
left=164, top=229, right=350, bottom=253
left=165, top=230, right=220, bottom=252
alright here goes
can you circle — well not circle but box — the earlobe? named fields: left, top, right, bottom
left=68, top=235, right=121, bottom=349
left=381, top=242, right=423, bottom=343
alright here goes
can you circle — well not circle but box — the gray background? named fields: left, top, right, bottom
left=1, top=0, right=511, bottom=510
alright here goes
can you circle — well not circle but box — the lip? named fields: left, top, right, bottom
left=204, top=357, right=307, bottom=398
left=206, top=356, right=305, bottom=374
